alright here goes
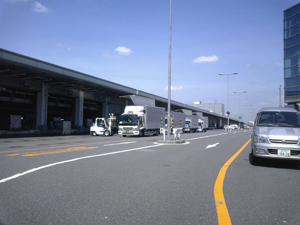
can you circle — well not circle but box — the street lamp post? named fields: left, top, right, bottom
left=219, top=72, right=238, bottom=131
left=167, top=0, right=172, bottom=140
left=244, top=105, right=253, bottom=123
left=233, top=91, right=246, bottom=129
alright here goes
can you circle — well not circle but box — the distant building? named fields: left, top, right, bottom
left=190, top=101, right=225, bottom=116
left=284, top=3, right=300, bottom=109
left=190, top=101, right=243, bottom=122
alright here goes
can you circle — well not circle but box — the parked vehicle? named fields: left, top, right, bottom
left=161, top=111, right=185, bottom=134
left=90, top=113, right=117, bottom=136
left=249, top=107, right=300, bottom=168
left=230, top=124, right=238, bottom=129
left=118, top=105, right=165, bottom=137
left=176, top=109, right=198, bottom=133
left=193, top=112, right=208, bottom=132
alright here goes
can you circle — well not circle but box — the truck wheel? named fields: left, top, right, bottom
left=123, top=135, right=127, bottom=137
left=104, top=130, right=110, bottom=136
left=92, top=131, right=97, bottom=136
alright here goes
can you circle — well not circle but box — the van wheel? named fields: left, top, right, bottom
left=295, top=161, right=300, bottom=169
left=251, top=151, right=259, bottom=165
left=92, top=131, right=97, bottom=136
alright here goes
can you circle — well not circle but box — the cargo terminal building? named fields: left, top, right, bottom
left=284, top=3, right=300, bottom=109
left=0, top=48, right=240, bottom=135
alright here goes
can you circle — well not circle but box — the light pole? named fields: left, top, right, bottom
left=167, top=0, right=172, bottom=140
left=219, top=72, right=238, bottom=131
left=233, top=91, right=246, bottom=129
left=244, top=105, right=253, bottom=123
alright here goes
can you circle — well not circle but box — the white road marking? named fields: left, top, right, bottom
left=206, top=143, right=219, bottom=149
left=153, top=141, right=190, bottom=145
left=186, top=133, right=225, bottom=141
left=0, top=132, right=227, bottom=184
left=0, top=143, right=163, bottom=184
left=104, top=141, right=136, bottom=146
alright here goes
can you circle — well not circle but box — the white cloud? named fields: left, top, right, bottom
left=245, top=64, right=251, bottom=67
left=115, top=46, right=133, bottom=55
left=102, top=51, right=119, bottom=59
left=192, top=55, right=219, bottom=63
left=259, top=102, right=269, bottom=106
left=164, top=86, right=184, bottom=91
left=57, top=43, right=71, bottom=51
left=275, top=62, right=283, bottom=67
left=32, top=1, right=49, bottom=13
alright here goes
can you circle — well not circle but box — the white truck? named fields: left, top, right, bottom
left=176, top=109, right=198, bottom=133
left=161, top=111, right=185, bottom=134
left=193, top=112, right=208, bottom=132
left=118, top=105, right=165, bottom=137
left=90, top=113, right=117, bottom=136
left=197, top=117, right=208, bottom=132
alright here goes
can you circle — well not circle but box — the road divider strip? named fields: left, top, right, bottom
left=214, top=138, right=251, bottom=225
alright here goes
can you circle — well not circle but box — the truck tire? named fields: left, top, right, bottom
left=122, top=135, right=127, bottom=137
left=104, top=130, right=110, bottom=136
left=139, top=130, right=144, bottom=137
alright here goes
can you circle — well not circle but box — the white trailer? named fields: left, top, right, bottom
left=118, top=105, right=165, bottom=137
left=202, top=117, right=208, bottom=131
left=197, top=117, right=208, bottom=132
left=193, top=112, right=208, bottom=132
left=176, top=109, right=198, bottom=133
left=161, top=111, right=185, bottom=134
left=90, top=114, right=117, bottom=136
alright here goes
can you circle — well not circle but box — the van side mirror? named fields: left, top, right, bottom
left=248, top=121, right=254, bottom=127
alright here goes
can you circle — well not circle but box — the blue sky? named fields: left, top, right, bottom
left=1, top=0, right=299, bottom=122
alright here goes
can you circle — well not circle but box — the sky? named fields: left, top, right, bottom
left=1, top=0, right=300, bottom=122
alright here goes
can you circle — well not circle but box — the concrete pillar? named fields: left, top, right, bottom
left=102, top=95, right=108, bottom=118
left=36, top=83, right=48, bottom=133
left=75, top=91, right=84, bottom=132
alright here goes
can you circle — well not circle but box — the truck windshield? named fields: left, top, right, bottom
left=119, top=115, right=138, bottom=126
left=257, top=111, right=300, bottom=127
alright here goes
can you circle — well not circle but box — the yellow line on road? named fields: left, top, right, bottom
left=0, top=140, right=129, bottom=155
left=8, top=147, right=98, bottom=156
left=214, top=138, right=251, bottom=225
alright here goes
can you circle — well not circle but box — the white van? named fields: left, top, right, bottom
left=249, top=107, right=300, bottom=168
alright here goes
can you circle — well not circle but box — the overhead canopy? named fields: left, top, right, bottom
left=120, top=95, right=155, bottom=107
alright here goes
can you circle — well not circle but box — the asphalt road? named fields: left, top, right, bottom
left=0, top=130, right=300, bottom=225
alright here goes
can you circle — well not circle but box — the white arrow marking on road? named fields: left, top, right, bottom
left=206, top=143, right=219, bottom=149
